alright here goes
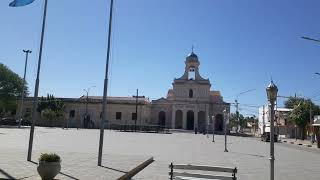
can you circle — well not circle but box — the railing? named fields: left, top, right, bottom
left=109, top=124, right=170, bottom=133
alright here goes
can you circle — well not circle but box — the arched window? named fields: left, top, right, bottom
left=188, top=67, right=195, bottom=80
left=189, top=89, right=193, bottom=98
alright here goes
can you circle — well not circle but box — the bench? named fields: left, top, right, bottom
left=169, top=163, right=237, bottom=180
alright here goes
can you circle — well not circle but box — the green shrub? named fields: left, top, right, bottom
left=39, top=153, right=61, bottom=162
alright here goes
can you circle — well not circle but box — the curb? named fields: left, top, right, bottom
left=280, top=140, right=315, bottom=148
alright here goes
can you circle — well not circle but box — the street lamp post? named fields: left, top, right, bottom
left=83, top=86, right=95, bottom=128
left=266, top=80, right=278, bottom=180
left=312, top=72, right=320, bottom=143
left=303, top=37, right=320, bottom=145
left=223, top=109, right=228, bottom=152
left=302, top=36, right=320, bottom=43
left=235, top=89, right=256, bottom=132
left=212, top=115, right=215, bottom=142
left=18, top=49, right=32, bottom=128
left=207, top=115, right=210, bottom=138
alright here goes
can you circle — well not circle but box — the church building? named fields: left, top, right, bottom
left=151, top=51, right=230, bottom=131
left=18, top=52, right=230, bottom=132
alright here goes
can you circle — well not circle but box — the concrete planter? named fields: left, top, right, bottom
left=37, top=161, right=61, bottom=180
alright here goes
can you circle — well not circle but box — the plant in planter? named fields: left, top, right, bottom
left=37, top=153, right=61, bottom=180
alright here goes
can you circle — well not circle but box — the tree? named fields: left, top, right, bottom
left=284, top=96, right=305, bottom=109
left=229, top=112, right=245, bottom=129
left=284, top=96, right=320, bottom=139
left=0, top=63, right=28, bottom=117
left=243, top=115, right=258, bottom=125
left=37, top=94, right=65, bottom=126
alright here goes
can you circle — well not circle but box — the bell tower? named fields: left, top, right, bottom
left=172, top=51, right=211, bottom=100
left=176, top=51, right=208, bottom=81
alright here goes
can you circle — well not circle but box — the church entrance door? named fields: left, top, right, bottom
left=158, top=111, right=166, bottom=127
left=215, top=114, right=224, bottom=132
left=198, top=111, right=206, bottom=133
left=84, top=115, right=90, bottom=129
left=175, top=110, right=183, bottom=129
left=187, top=111, right=194, bottom=130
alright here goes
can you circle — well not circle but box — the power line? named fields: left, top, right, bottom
left=240, top=104, right=261, bottom=108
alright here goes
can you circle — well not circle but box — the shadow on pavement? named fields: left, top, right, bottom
left=0, top=168, right=16, bottom=180
left=229, top=151, right=265, bottom=158
left=100, top=165, right=127, bottom=174
left=59, top=172, right=79, bottom=180
left=29, top=160, right=38, bottom=165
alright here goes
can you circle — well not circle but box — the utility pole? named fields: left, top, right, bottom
left=135, top=89, right=138, bottom=132
left=86, top=92, right=88, bottom=116
left=18, top=49, right=31, bottom=128
left=309, top=103, right=313, bottom=144
left=85, top=91, right=88, bottom=128
left=262, top=105, right=265, bottom=134
left=235, top=89, right=255, bottom=133
left=133, top=89, right=145, bottom=132
left=235, top=100, right=240, bottom=132
left=83, top=86, right=95, bottom=129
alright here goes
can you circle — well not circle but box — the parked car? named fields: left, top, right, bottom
left=0, top=117, right=18, bottom=125
left=261, top=132, right=278, bottom=142
left=0, top=118, right=31, bottom=126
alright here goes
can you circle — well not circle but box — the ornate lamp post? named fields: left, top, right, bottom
left=266, top=80, right=278, bottom=180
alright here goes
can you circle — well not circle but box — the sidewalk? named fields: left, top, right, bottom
left=2, top=127, right=320, bottom=180
left=280, top=138, right=319, bottom=149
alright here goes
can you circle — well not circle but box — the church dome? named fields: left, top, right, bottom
left=187, top=52, right=198, bottom=58
left=186, top=52, right=199, bottom=63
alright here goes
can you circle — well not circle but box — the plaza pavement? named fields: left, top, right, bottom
left=1, top=127, right=320, bottom=180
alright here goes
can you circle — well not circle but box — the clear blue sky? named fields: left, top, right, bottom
left=1, top=0, right=320, bottom=116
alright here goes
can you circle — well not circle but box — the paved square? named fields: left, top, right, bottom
left=1, top=127, right=320, bottom=179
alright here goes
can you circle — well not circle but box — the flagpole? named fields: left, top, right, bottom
left=27, top=0, right=48, bottom=161
left=98, top=0, right=114, bottom=166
